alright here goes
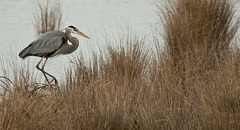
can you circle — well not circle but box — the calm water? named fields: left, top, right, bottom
left=0, top=0, right=156, bottom=81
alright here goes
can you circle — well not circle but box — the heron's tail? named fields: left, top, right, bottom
left=19, top=46, right=30, bottom=59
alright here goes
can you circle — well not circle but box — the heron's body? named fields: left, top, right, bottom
left=19, top=30, right=77, bottom=59
left=19, top=25, right=90, bottom=86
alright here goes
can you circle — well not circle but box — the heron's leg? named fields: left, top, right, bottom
left=36, top=57, right=51, bottom=84
left=41, top=58, right=59, bottom=86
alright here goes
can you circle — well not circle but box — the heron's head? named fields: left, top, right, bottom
left=65, top=25, right=91, bottom=39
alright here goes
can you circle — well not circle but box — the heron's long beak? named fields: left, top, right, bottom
left=77, top=31, right=91, bottom=39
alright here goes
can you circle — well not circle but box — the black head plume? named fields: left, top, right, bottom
left=68, top=25, right=76, bottom=30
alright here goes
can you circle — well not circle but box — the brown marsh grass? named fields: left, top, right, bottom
left=157, top=0, right=239, bottom=86
left=1, top=0, right=240, bottom=129
left=33, top=0, right=63, bottom=35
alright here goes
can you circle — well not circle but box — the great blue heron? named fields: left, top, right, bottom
left=19, top=25, right=91, bottom=86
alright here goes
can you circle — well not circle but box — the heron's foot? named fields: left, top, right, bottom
left=32, top=83, right=50, bottom=92
left=38, top=83, right=58, bottom=92
left=30, top=83, right=59, bottom=96
left=49, top=78, right=59, bottom=88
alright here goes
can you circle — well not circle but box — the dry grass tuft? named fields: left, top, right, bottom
left=33, top=0, right=63, bottom=35
left=61, top=36, right=150, bottom=129
left=157, top=0, right=239, bottom=85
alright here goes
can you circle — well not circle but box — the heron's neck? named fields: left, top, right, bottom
left=64, top=30, right=79, bottom=54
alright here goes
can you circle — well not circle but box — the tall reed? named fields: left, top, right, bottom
left=33, top=0, right=63, bottom=35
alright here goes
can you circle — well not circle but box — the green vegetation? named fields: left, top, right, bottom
left=1, top=0, right=240, bottom=129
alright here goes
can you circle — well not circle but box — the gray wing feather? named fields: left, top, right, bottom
left=28, top=30, right=66, bottom=54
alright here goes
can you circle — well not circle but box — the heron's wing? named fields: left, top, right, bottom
left=28, top=31, right=66, bottom=55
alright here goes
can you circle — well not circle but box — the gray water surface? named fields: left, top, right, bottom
left=0, top=0, right=156, bottom=81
